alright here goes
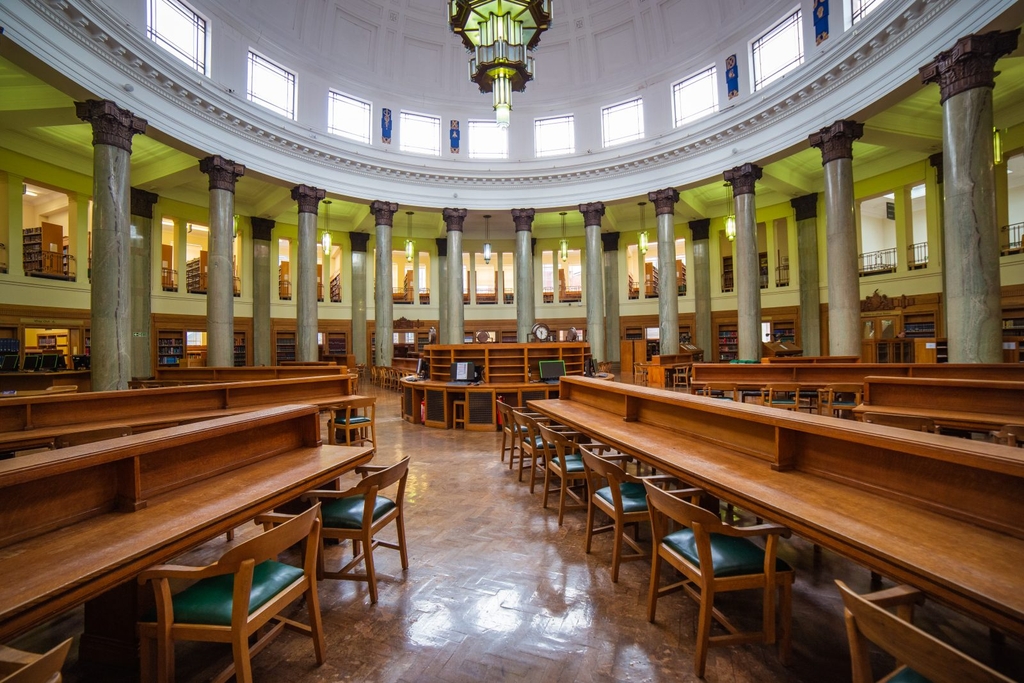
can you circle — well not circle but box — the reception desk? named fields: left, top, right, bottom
left=399, top=378, right=561, bottom=431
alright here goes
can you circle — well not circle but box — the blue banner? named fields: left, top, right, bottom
left=726, top=54, right=739, bottom=100
left=381, top=108, right=392, bottom=144
left=814, top=0, right=829, bottom=45
left=450, top=120, right=460, bottom=154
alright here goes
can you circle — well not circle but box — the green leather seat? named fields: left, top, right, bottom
left=596, top=481, right=648, bottom=513
left=335, top=414, right=371, bottom=425
left=550, top=453, right=585, bottom=473
left=888, top=668, right=931, bottom=683
left=529, top=435, right=555, bottom=451
left=142, top=560, right=303, bottom=626
left=322, top=494, right=396, bottom=529
left=664, top=529, right=791, bottom=578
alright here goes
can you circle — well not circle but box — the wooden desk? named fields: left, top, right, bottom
left=0, top=370, right=91, bottom=393
left=761, top=355, right=860, bottom=364
left=0, top=405, right=373, bottom=661
left=150, top=365, right=349, bottom=384
left=400, top=378, right=560, bottom=431
left=853, top=376, right=1024, bottom=432
left=528, top=377, right=1024, bottom=639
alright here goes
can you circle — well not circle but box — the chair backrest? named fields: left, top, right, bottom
left=763, top=383, right=802, bottom=397
left=219, top=503, right=321, bottom=570
left=512, top=410, right=543, bottom=452
left=861, top=412, right=937, bottom=433
left=579, top=445, right=632, bottom=509
left=0, top=638, right=73, bottom=683
left=835, top=581, right=1013, bottom=683
left=697, top=382, right=737, bottom=399
left=342, top=396, right=376, bottom=417
left=496, top=400, right=518, bottom=435
left=643, top=479, right=722, bottom=536
left=346, top=457, right=411, bottom=526
left=993, top=424, right=1024, bottom=447
left=536, top=423, right=573, bottom=464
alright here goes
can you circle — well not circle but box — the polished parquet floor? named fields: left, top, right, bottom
left=14, top=383, right=1024, bottom=682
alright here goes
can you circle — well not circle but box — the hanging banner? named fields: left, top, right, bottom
left=725, top=54, right=739, bottom=99
left=450, top=120, right=460, bottom=154
left=381, top=108, right=392, bottom=144
left=814, top=0, right=829, bottom=45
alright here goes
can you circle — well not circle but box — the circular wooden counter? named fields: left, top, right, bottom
left=399, top=378, right=562, bottom=430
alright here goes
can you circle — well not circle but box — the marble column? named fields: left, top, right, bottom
left=649, top=189, right=680, bottom=355
left=920, top=30, right=1018, bottom=363
left=250, top=217, right=274, bottom=366
left=601, top=232, right=621, bottom=363
left=75, top=100, right=146, bottom=391
left=724, top=165, right=762, bottom=361
left=130, top=188, right=157, bottom=380
left=370, top=201, right=399, bottom=367
left=435, top=237, right=449, bottom=345
left=292, top=185, right=326, bottom=362
left=579, top=203, right=606, bottom=361
left=198, top=155, right=245, bottom=367
left=350, top=232, right=370, bottom=366
left=512, top=209, right=536, bottom=343
left=443, top=208, right=468, bottom=345
left=929, top=152, right=947, bottom=332
left=1, top=173, right=25, bottom=275
left=791, top=194, right=821, bottom=356
left=689, top=219, right=713, bottom=357
left=810, top=121, right=863, bottom=358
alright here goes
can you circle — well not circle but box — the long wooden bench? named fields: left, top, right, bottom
left=691, top=362, right=1024, bottom=391
left=150, top=365, right=349, bottom=383
left=0, top=404, right=373, bottom=660
left=0, top=375, right=352, bottom=453
left=529, top=377, right=1024, bottom=640
left=760, top=355, right=860, bottom=364
left=853, top=376, right=1024, bottom=432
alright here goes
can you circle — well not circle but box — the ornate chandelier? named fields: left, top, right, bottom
left=448, top=1, right=552, bottom=129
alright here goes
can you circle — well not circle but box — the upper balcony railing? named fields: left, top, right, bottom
left=858, top=248, right=897, bottom=277
left=908, top=242, right=928, bottom=270
left=1002, top=223, right=1023, bottom=256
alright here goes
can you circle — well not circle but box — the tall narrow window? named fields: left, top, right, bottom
left=147, top=0, right=207, bottom=74
left=851, top=0, right=885, bottom=24
left=672, top=66, right=718, bottom=127
left=247, top=51, right=296, bottom=119
left=468, top=120, right=508, bottom=160
left=752, top=10, right=804, bottom=91
left=328, top=91, right=371, bottom=144
left=400, top=112, right=441, bottom=156
left=534, top=115, right=575, bottom=157
left=601, top=98, right=644, bottom=148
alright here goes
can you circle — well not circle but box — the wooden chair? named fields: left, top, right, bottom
left=0, top=638, right=72, bottom=683
left=817, top=383, right=863, bottom=418
left=512, top=410, right=547, bottom=489
left=496, top=400, right=525, bottom=467
left=760, top=383, right=804, bottom=411
left=695, top=382, right=738, bottom=401
left=836, top=580, right=1013, bottom=683
left=305, top=457, right=410, bottom=604
left=633, top=362, right=649, bottom=387
left=671, top=363, right=693, bottom=389
left=644, top=481, right=794, bottom=677
left=579, top=446, right=699, bottom=582
left=861, top=412, right=939, bottom=433
left=53, top=425, right=132, bottom=449
left=991, top=423, right=1024, bottom=447
left=137, top=505, right=325, bottom=683
left=328, top=396, right=376, bottom=451
left=537, top=423, right=588, bottom=526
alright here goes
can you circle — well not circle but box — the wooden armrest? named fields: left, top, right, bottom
left=304, top=486, right=363, bottom=500
left=355, top=464, right=387, bottom=476
left=859, top=584, right=925, bottom=610
left=665, top=487, right=704, bottom=501
left=638, top=474, right=679, bottom=483
left=138, top=563, right=222, bottom=583
left=253, top=512, right=298, bottom=528
left=725, top=522, right=792, bottom=539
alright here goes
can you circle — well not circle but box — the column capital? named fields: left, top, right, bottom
left=291, top=185, right=326, bottom=214
left=75, top=99, right=147, bottom=153
left=130, top=188, right=158, bottom=219
left=435, top=237, right=448, bottom=257
left=442, top=208, right=468, bottom=232
left=511, top=208, right=535, bottom=232
left=929, top=152, right=944, bottom=185
left=198, top=155, right=245, bottom=193
left=809, top=120, right=863, bottom=164
left=251, top=217, right=275, bottom=241
left=350, top=231, right=370, bottom=253
left=578, top=202, right=606, bottom=226
left=723, top=164, right=762, bottom=197
left=600, top=232, right=620, bottom=252
left=647, top=189, right=679, bottom=215
left=919, top=29, right=1020, bottom=104
left=790, top=193, right=818, bottom=221
left=688, top=219, right=710, bottom=241
left=369, top=200, right=400, bottom=227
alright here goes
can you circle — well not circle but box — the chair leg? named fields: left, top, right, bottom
left=230, top=627, right=253, bottom=683
left=762, top=575, right=777, bottom=645
left=557, top=476, right=569, bottom=526
left=647, top=553, right=661, bottom=623
left=529, top=452, right=543, bottom=494
left=584, top=502, right=595, bottom=554
left=396, top=511, right=409, bottom=570
left=694, top=587, right=715, bottom=678
left=542, top=466, right=553, bottom=509
left=155, top=628, right=173, bottom=683
left=611, top=517, right=624, bottom=583
left=306, top=584, right=327, bottom=665
left=778, top=580, right=793, bottom=666
left=500, top=430, right=508, bottom=462
left=363, top=528, right=378, bottom=604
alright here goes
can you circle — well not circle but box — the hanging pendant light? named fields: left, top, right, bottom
left=558, top=212, right=568, bottom=263
left=482, top=214, right=492, bottom=264
left=994, top=127, right=1004, bottom=165
left=405, top=211, right=415, bottom=262
left=637, top=202, right=649, bottom=255
left=321, top=200, right=332, bottom=252
left=725, top=215, right=736, bottom=242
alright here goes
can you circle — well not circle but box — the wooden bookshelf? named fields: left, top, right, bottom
left=157, top=331, right=185, bottom=367
left=422, top=342, right=590, bottom=383
left=233, top=332, right=248, bottom=367
left=275, top=331, right=296, bottom=363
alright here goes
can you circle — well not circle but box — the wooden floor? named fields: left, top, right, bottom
left=10, top=383, right=1024, bottom=682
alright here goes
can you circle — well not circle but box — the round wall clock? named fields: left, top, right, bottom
left=532, top=323, right=551, bottom=342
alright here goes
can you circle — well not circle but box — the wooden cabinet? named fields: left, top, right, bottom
left=422, top=343, right=590, bottom=383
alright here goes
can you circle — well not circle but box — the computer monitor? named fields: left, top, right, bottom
left=23, top=355, right=42, bottom=371
left=55, top=354, right=67, bottom=370
left=72, top=354, right=91, bottom=371
left=449, top=360, right=475, bottom=382
left=39, top=354, right=59, bottom=371
left=538, top=359, right=566, bottom=381
left=0, top=354, right=19, bottom=372
left=415, top=357, right=427, bottom=378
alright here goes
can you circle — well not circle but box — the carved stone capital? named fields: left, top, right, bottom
left=809, top=120, right=863, bottom=165
left=130, top=188, right=158, bottom=219
left=369, top=200, right=400, bottom=227
left=198, top=155, right=245, bottom=193
left=723, top=164, right=762, bottom=197
left=929, top=153, right=944, bottom=185
left=647, top=189, right=679, bottom=216
left=578, top=202, right=605, bottom=226
left=600, top=232, right=620, bottom=252
left=291, top=185, right=326, bottom=214
left=919, top=29, right=1020, bottom=104
left=349, top=232, right=370, bottom=253
left=688, top=219, right=710, bottom=242
left=442, top=208, right=468, bottom=232
left=790, top=193, right=818, bottom=222
left=75, top=99, right=147, bottom=153
left=250, top=217, right=275, bottom=241
left=511, top=208, right=535, bottom=232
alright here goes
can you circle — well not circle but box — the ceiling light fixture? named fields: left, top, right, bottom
left=725, top=215, right=736, bottom=242
left=994, top=127, right=1003, bottom=166
left=448, top=1, right=552, bottom=129
left=482, top=214, right=492, bottom=264
left=559, top=211, right=568, bottom=263
left=405, top=211, right=415, bottom=262
left=637, top=202, right=649, bottom=255
left=321, top=199, right=332, bottom=252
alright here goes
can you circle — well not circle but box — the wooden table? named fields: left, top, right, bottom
left=852, top=376, right=1024, bottom=432
left=528, top=377, right=1024, bottom=640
